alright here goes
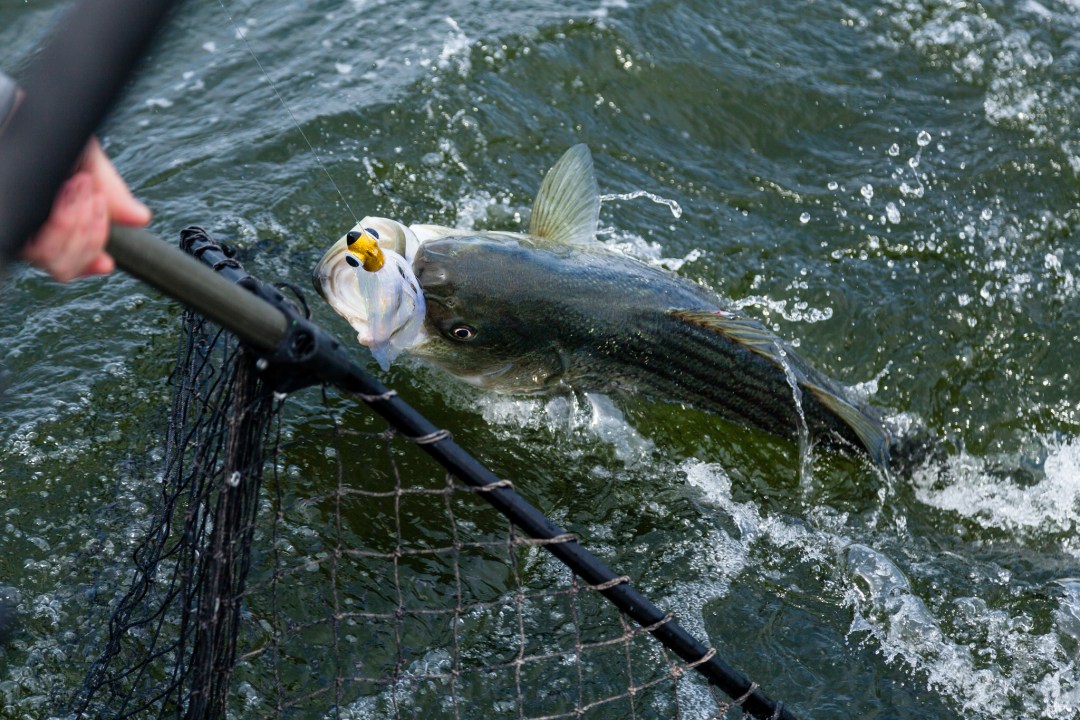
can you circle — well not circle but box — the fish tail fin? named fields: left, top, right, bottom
left=804, top=383, right=892, bottom=467
left=884, top=421, right=948, bottom=477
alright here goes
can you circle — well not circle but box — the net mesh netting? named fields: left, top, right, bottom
left=69, top=291, right=746, bottom=718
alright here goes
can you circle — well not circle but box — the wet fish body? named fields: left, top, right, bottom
left=414, top=233, right=889, bottom=463
left=315, top=145, right=891, bottom=464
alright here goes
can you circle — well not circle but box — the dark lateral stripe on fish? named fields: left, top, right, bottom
left=625, top=322, right=810, bottom=439
left=662, top=314, right=877, bottom=442
left=642, top=331, right=796, bottom=420
left=625, top=311, right=886, bottom=459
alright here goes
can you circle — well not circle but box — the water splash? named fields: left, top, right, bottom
left=882, top=0, right=1080, bottom=173
left=771, top=342, right=813, bottom=489
left=731, top=295, right=834, bottom=325
left=600, top=190, right=683, bottom=218
left=844, top=544, right=1012, bottom=716
left=912, top=437, right=1080, bottom=535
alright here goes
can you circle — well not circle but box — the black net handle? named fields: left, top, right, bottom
left=163, top=225, right=801, bottom=720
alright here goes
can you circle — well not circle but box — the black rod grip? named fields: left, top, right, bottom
left=107, top=225, right=287, bottom=352
left=0, top=0, right=183, bottom=272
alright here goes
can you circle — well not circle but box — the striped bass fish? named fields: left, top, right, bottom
left=314, top=145, right=892, bottom=465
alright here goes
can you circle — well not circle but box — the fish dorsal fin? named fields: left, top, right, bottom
left=528, top=144, right=600, bottom=245
left=672, top=309, right=891, bottom=465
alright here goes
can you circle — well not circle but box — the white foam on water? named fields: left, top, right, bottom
left=845, top=540, right=1080, bottom=718
left=477, top=391, right=654, bottom=464
left=681, top=452, right=1080, bottom=719
left=436, top=17, right=472, bottom=75
left=662, top=461, right=776, bottom=717
left=589, top=0, right=630, bottom=23
left=334, top=648, right=455, bottom=719
left=912, top=437, right=1080, bottom=534
left=597, top=228, right=704, bottom=273
left=844, top=544, right=1013, bottom=716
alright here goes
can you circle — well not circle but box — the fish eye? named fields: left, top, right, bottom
left=450, top=324, right=476, bottom=341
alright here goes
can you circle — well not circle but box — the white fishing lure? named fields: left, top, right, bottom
left=313, top=217, right=426, bottom=371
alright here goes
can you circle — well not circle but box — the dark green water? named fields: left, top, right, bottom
left=2, top=0, right=1079, bottom=717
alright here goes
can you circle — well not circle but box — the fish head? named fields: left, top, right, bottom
left=313, top=145, right=602, bottom=387
left=312, top=217, right=426, bottom=370
left=411, top=235, right=570, bottom=392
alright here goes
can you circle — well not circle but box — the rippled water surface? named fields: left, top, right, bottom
left=1, top=0, right=1078, bottom=717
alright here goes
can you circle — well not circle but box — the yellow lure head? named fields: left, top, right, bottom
left=346, top=228, right=386, bottom=272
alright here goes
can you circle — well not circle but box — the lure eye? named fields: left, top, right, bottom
left=450, top=324, right=476, bottom=341
left=345, top=255, right=360, bottom=268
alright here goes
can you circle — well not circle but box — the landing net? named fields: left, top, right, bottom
left=69, top=230, right=783, bottom=719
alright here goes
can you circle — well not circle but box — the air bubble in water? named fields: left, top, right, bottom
left=916, top=130, right=932, bottom=146
left=885, top=202, right=901, bottom=224
left=860, top=184, right=874, bottom=203
left=227, top=471, right=241, bottom=487
left=827, top=181, right=839, bottom=191
left=888, top=143, right=900, bottom=157
left=799, top=212, right=811, bottom=224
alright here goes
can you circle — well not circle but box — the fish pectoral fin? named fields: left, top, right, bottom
left=528, top=144, right=601, bottom=246
left=803, top=383, right=891, bottom=466
left=671, top=308, right=787, bottom=364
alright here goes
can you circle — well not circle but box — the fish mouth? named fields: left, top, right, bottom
left=312, top=256, right=332, bottom=302
left=312, top=238, right=347, bottom=304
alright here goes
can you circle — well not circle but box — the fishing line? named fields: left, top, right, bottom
left=216, top=0, right=359, bottom=225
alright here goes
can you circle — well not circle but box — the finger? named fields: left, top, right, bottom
left=82, top=253, right=116, bottom=276
left=83, top=138, right=151, bottom=226
left=62, top=192, right=109, bottom=281
left=25, top=174, right=109, bottom=282
left=22, top=175, right=87, bottom=274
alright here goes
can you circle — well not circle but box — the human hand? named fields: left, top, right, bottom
left=21, top=138, right=151, bottom=282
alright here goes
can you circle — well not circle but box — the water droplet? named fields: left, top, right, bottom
left=980, top=208, right=993, bottom=222
left=827, top=181, right=839, bottom=191
left=256, top=358, right=269, bottom=371
left=799, top=212, right=811, bottom=224
left=885, top=202, right=901, bottom=224
left=916, top=130, right=932, bottom=146
left=887, top=143, right=900, bottom=157
left=860, top=184, right=874, bottom=203
left=227, top=471, right=241, bottom=487
left=899, top=182, right=924, bottom=198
